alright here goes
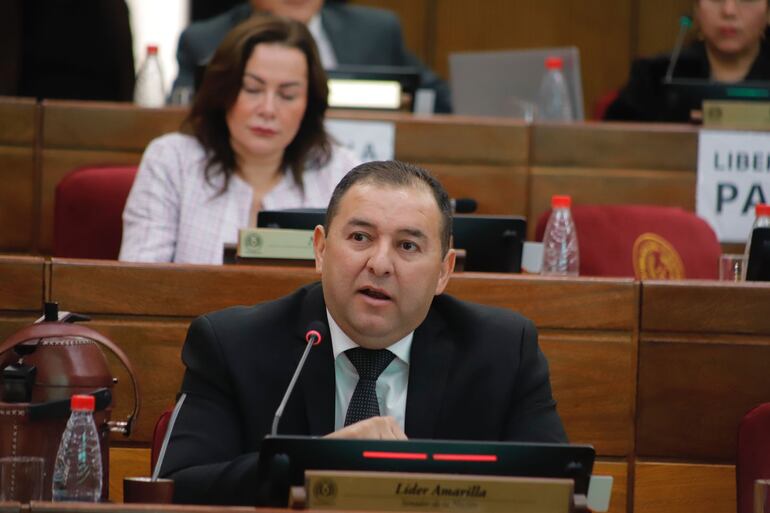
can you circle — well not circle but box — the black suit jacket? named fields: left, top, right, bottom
left=160, top=282, right=566, bottom=505
left=604, top=30, right=770, bottom=122
left=173, top=2, right=452, bottom=112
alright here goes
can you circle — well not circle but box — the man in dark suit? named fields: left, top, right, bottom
left=160, top=160, right=566, bottom=505
left=172, top=0, right=452, bottom=112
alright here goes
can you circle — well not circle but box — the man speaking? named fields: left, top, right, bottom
left=159, top=161, right=567, bottom=504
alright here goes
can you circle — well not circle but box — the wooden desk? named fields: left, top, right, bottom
left=0, top=98, right=708, bottom=255
left=9, top=257, right=770, bottom=512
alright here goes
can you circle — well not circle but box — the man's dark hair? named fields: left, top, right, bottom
left=324, top=160, right=452, bottom=256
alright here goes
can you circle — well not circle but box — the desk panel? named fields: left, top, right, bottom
left=633, top=461, right=735, bottom=513
left=638, top=280, right=770, bottom=460
left=0, top=98, right=37, bottom=250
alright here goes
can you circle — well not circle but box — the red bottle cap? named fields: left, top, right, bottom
left=545, top=56, right=563, bottom=70
left=551, top=195, right=572, bottom=208
left=756, top=203, right=770, bottom=217
left=147, top=45, right=159, bottom=55
left=71, top=394, right=95, bottom=411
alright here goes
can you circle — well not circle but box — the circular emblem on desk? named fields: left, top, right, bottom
left=312, top=479, right=338, bottom=504
left=632, top=233, right=685, bottom=280
left=244, top=233, right=262, bottom=250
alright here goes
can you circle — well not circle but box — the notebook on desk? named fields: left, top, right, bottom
left=450, top=46, right=585, bottom=120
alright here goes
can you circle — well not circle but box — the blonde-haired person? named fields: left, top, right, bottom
left=120, top=15, right=359, bottom=264
left=605, top=0, right=770, bottom=122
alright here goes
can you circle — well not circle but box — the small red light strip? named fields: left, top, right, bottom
left=432, top=454, right=498, bottom=462
left=363, top=451, right=428, bottom=460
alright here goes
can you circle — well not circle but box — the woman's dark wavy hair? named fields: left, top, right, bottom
left=183, top=14, right=331, bottom=194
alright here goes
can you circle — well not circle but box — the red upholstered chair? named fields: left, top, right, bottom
left=593, top=89, right=619, bottom=120
left=535, top=205, right=721, bottom=279
left=150, top=408, right=173, bottom=475
left=737, top=403, right=770, bottom=513
left=54, top=166, right=138, bottom=259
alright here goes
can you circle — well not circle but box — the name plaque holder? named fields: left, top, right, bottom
left=289, top=470, right=582, bottom=513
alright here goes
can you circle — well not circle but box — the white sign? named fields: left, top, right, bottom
left=696, top=129, right=770, bottom=243
left=325, top=119, right=395, bottom=162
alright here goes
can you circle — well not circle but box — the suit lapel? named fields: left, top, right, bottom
left=296, top=283, right=335, bottom=435
left=404, top=304, right=453, bottom=439
left=319, top=6, right=354, bottom=65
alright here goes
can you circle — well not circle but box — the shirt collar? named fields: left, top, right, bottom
left=307, top=14, right=323, bottom=42
left=326, top=309, right=412, bottom=365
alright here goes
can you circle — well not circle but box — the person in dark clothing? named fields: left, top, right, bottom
left=605, top=0, right=770, bottom=122
left=2, top=0, right=136, bottom=102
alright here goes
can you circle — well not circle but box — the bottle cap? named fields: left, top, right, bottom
left=545, top=56, right=563, bottom=70
left=756, top=203, right=770, bottom=217
left=551, top=194, right=572, bottom=208
left=71, top=394, right=95, bottom=411
left=147, top=44, right=159, bottom=55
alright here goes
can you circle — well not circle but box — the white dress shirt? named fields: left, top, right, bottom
left=119, top=133, right=359, bottom=264
left=307, top=14, right=337, bottom=69
left=326, top=310, right=412, bottom=431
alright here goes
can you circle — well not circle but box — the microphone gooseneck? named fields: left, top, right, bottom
left=664, top=15, right=693, bottom=83
left=271, top=321, right=328, bottom=436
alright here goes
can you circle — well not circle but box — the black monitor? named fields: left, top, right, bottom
left=746, top=227, right=770, bottom=282
left=255, top=436, right=595, bottom=506
left=662, top=78, right=770, bottom=121
left=453, top=215, right=526, bottom=273
left=257, top=211, right=526, bottom=273
left=327, top=65, right=421, bottom=111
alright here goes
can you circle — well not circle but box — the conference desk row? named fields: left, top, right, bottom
left=3, top=255, right=769, bottom=513
left=0, top=97, right=703, bottom=256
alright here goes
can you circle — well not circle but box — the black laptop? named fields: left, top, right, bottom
left=255, top=436, right=595, bottom=506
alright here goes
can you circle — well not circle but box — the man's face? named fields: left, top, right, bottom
left=313, top=182, right=455, bottom=349
left=250, top=0, right=323, bottom=23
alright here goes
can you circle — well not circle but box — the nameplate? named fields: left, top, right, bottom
left=237, top=228, right=314, bottom=260
left=696, top=129, right=770, bottom=242
left=305, top=470, right=573, bottom=513
left=703, top=100, right=770, bottom=131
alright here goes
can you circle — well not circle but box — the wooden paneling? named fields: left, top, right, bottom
left=445, top=275, right=636, bottom=331
left=638, top=281, right=770, bottom=460
left=594, top=460, right=629, bottom=513
left=0, top=255, right=45, bottom=311
left=0, top=98, right=37, bottom=251
left=109, top=447, right=150, bottom=504
left=633, top=461, right=735, bottom=513
left=425, top=164, right=528, bottom=216
left=641, top=280, right=770, bottom=335
left=49, top=260, right=320, bottom=318
left=542, top=333, right=635, bottom=456
left=531, top=123, right=697, bottom=170
left=636, top=0, right=696, bottom=58
left=395, top=117, right=529, bottom=165
left=42, top=101, right=186, bottom=152
left=433, top=0, right=633, bottom=116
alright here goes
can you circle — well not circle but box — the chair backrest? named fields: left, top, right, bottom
left=737, top=402, right=770, bottom=513
left=54, top=166, right=138, bottom=259
left=535, top=205, right=721, bottom=279
left=151, top=408, right=173, bottom=475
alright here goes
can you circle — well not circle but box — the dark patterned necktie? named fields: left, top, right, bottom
left=344, top=347, right=396, bottom=426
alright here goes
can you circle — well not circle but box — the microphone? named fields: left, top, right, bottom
left=664, top=15, right=693, bottom=83
left=271, top=321, right=328, bottom=435
left=451, top=198, right=478, bottom=214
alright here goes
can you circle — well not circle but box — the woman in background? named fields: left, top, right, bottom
left=120, top=14, right=359, bottom=264
left=604, top=0, right=770, bottom=122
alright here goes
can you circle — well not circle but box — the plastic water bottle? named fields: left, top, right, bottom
left=134, top=44, right=166, bottom=107
left=742, top=203, right=770, bottom=280
left=52, top=394, right=103, bottom=502
left=537, top=56, right=574, bottom=121
left=541, top=194, right=580, bottom=276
